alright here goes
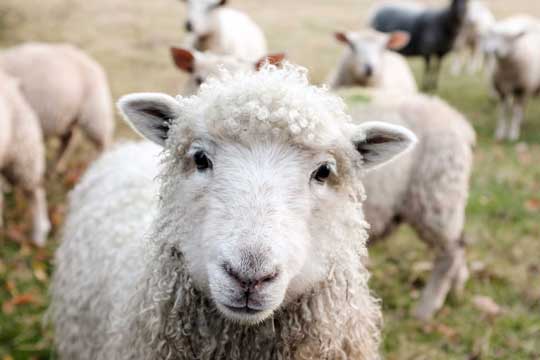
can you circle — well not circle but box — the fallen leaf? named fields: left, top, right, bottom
left=473, top=295, right=502, bottom=317
left=32, top=261, right=48, bottom=282
left=524, top=198, right=540, bottom=212
left=2, top=293, right=40, bottom=315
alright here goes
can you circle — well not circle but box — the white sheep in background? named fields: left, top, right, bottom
left=51, top=64, right=418, bottom=359
left=342, top=89, right=475, bottom=321
left=483, top=15, right=540, bottom=141
left=0, top=43, right=114, bottom=171
left=0, top=70, right=50, bottom=246
left=181, top=0, right=267, bottom=61
left=328, top=30, right=417, bottom=93
left=170, top=46, right=284, bottom=94
left=451, top=0, right=495, bottom=75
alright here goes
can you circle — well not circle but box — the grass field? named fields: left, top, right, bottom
left=1, top=0, right=539, bottom=359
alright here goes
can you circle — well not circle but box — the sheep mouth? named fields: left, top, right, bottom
left=222, top=304, right=263, bottom=315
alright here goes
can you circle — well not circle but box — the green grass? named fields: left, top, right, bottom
left=1, top=1, right=540, bottom=359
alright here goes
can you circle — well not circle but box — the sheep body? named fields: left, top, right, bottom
left=185, top=2, right=267, bottom=61
left=370, top=0, right=468, bottom=90
left=328, top=30, right=417, bottom=93
left=0, top=42, right=114, bottom=168
left=342, top=88, right=475, bottom=320
left=0, top=69, right=50, bottom=246
left=484, top=16, right=540, bottom=140
left=47, top=65, right=419, bottom=359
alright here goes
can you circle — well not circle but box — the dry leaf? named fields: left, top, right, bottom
left=32, top=261, right=48, bottom=282
left=524, top=198, right=540, bottom=212
left=473, top=295, right=502, bottom=317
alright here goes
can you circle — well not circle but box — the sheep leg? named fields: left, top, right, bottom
left=495, top=95, right=511, bottom=141
left=28, top=186, right=50, bottom=247
left=431, top=57, right=442, bottom=90
left=54, top=128, right=77, bottom=173
left=413, top=246, right=462, bottom=321
left=468, top=44, right=483, bottom=74
left=451, top=51, right=465, bottom=76
left=508, top=95, right=526, bottom=141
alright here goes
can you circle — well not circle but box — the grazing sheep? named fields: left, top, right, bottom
left=483, top=16, right=540, bottom=141
left=170, top=46, right=284, bottom=94
left=0, top=70, right=50, bottom=246
left=0, top=42, right=114, bottom=171
left=340, top=88, right=475, bottom=320
left=182, top=0, right=267, bottom=61
left=51, top=64, right=418, bottom=359
left=328, top=30, right=417, bottom=93
left=370, top=0, right=468, bottom=90
left=451, top=0, right=495, bottom=75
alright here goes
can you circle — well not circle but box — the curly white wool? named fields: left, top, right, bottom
left=176, top=64, right=351, bottom=147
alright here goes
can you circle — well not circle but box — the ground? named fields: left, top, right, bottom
left=0, top=0, right=539, bottom=359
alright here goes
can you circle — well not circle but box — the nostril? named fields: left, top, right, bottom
left=365, top=64, right=373, bottom=77
left=185, top=21, right=193, bottom=32
left=251, top=270, right=279, bottom=290
left=223, top=262, right=241, bottom=282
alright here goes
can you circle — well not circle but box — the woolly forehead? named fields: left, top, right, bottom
left=169, top=66, right=352, bottom=150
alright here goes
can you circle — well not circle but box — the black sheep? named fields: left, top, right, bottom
left=371, top=0, right=468, bottom=90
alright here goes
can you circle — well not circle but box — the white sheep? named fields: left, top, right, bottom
left=341, top=88, right=475, bottom=320
left=0, top=69, right=50, bottom=246
left=51, top=64, right=418, bottom=359
left=0, top=42, right=114, bottom=171
left=182, top=0, right=267, bottom=62
left=170, top=46, right=284, bottom=94
left=483, top=15, right=540, bottom=141
left=451, top=0, right=495, bottom=75
left=328, top=30, right=417, bottom=94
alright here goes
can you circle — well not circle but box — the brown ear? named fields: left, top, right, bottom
left=386, top=32, right=410, bottom=50
left=335, top=32, right=350, bottom=45
left=170, top=47, right=195, bottom=73
left=255, top=53, right=286, bottom=71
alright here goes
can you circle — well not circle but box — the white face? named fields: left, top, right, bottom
left=177, top=139, right=339, bottom=323
left=118, top=87, right=416, bottom=325
left=348, top=34, right=387, bottom=79
left=483, top=30, right=522, bottom=59
left=183, top=0, right=225, bottom=35
left=336, top=31, right=409, bottom=80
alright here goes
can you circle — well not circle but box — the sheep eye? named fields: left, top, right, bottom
left=312, top=163, right=332, bottom=183
left=195, top=76, right=204, bottom=86
left=193, top=151, right=212, bottom=171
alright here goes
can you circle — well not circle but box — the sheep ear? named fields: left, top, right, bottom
left=171, top=47, right=195, bottom=73
left=335, top=32, right=351, bottom=46
left=386, top=32, right=410, bottom=50
left=254, top=53, right=286, bottom=71
left=117, top=93, right=181, bottom=146
left=353, top=121, right=417, bottom=171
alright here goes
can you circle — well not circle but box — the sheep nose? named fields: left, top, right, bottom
left=185, top=21, right=193, bottom=32
left=365, top=64, right=373, bottom=77
left=223, top=263, right=279, bottom=292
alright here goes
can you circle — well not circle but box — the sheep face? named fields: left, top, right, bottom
left=335, top=31, right=410, bottom=81
left=118, top=67, right=416, bottom=325
left=182, top=0, right=226, bottom=36
left=483, top=28, right=525, bottom=59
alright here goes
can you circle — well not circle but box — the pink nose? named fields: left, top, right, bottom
left=223, top=263, right=279, bottom=292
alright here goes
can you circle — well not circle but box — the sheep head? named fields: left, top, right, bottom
left=170, top=47, right=285, bottom=94
left=118, top=65, right=416, bottom=325
left=335, top=30, right=410, bottom=81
